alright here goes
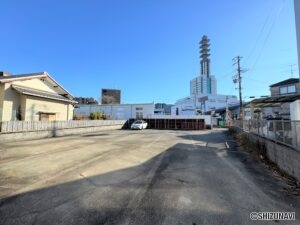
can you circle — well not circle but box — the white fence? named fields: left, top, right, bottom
left=233, top=119, right=300, bottom=151
left=0, top=120, right=126, bottom=133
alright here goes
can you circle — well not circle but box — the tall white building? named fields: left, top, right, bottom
left=172, top=35, right=239, bottom=115
left=190, top=76, right=217, bottom=95
left=295, top=0, right=300, bottom=78
left=190, top=35, right=217, bottom=95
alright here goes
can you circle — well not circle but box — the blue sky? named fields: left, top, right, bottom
left=0, top=0, right=298, bottom=104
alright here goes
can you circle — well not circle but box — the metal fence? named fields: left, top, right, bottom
left=124, top=118, right=206, bottom=130
left=232, top=119, right=300, bottom=151
left=0, top=120, right=126, bottom=133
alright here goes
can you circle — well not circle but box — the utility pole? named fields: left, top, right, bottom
left=232, top=56, right=246, bottom=119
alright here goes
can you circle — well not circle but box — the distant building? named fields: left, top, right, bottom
left=190, top=35, right=217, bottom=95
left=74, top=103, right=154, bottom=120
left=101, top=88, right=121, bottom=104
left=295, top=0, right=300, bottom=78
left=74, top=97, right=98, bottom=105
left=269, top=78, right=300, bottom=97
left=173, top=35, right=238, bottom=115
left=245, top=78, right=300, bottom=120
left=172, top=94, right=238, bottom=116
left=154, top=103, right=173, bottom=115
left=269, top=78, right=300, bottom=118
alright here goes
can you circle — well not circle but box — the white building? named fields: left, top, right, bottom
left=173, top=35, right=239, bottom=115
left=74, top=103, right=154, bottom=120
left=295, top=0, right=300, bottom=78
left=172, top=94, right=239, bottom=115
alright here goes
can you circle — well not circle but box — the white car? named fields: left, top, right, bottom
left=131, top=120, right=148, bottom=130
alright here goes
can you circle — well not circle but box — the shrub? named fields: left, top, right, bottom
left=89, top=111, right=104, bottom=120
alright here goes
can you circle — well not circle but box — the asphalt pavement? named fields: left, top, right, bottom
left=0, top=128, right=299, bottom=225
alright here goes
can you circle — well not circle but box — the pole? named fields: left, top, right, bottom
left=237, top=56, right=243, bottom=118
left=225, top=96, right=228, bottom=125
left=233, top=56, right=245, bottom=120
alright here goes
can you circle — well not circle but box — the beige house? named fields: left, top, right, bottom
left=0, top=71, right=76, bottom=121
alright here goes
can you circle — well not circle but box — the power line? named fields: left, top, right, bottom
left=245, top=0, right=276, bottom=65
left=250, top=0, right=286, bottom=70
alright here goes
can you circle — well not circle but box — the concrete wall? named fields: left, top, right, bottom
left=232, top=126, right=300, bottom=181
left=24, top=95, right=74, bottom=121
left=290, top=100, right=300, bottom=120
left=0, top=121, right=126, bottom=142
left=290, top=100, right=300, bottom=148
left=75, top=103, right=154, bottom=120
left=67, top=104, right=73, bottom=120
left=2, top=83, right=20, bottom=121
left=248, top=133, right=300, bottom=181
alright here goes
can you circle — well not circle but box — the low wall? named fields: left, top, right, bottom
left=0, top=123, right=125, bottom=142
left=248, top=133, right=300, bottom=181
left=231, top=127, right=300, bottom=181
left=0, top=120, right=125, bottom=133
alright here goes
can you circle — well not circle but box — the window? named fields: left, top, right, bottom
left=280, top=85, right=296, bottom=95
left=288, top=85, right=296, bottom=93
left=136, top=112, right=143, bottom=119
left=280, top=87, right=287, bottom=94
left=136, top=107, right=143, bottom=111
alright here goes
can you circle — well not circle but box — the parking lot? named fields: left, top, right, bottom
left=0, top=128, right=299, bottom=225
left=0, top=129, right=184, bottom=199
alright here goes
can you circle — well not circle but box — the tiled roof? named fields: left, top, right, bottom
left=0, top=72, right=74, bottom=98
left=12, top=85, right=77, bottom=103
left=269, top=78, right=300, bottom=87
left=0, top=72, right=47, bottom=82
left=247, top=94, right=300, bottom=108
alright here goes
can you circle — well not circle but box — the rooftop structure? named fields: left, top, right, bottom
left=200, top=35, right=211, bottom=76
left=190, top=35, right=217, bottom=95
left=101, top=88, right=121, bottom=104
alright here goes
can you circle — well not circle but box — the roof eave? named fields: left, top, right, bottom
left=0, top=73, right=47, bottom=83
left=43, top=72, right=74, bottom=98
left=21, top=91, right=76, bottom=103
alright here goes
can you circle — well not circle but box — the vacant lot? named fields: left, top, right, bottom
left=0, top=129, right=299, bottom=225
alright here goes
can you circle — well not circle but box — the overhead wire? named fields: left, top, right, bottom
left=244, top=0, right=276, bottom=67
left=249, top=0, right=287, bottom=71
left=243, top=0, right=287, bottom=76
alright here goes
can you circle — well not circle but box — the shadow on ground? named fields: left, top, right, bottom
left=0, top=131, right=299, bottom=225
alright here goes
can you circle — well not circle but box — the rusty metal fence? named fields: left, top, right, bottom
left=232, top=119, right=300, bottom=151
left=124, top=118, right=206, bottom=130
